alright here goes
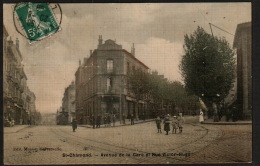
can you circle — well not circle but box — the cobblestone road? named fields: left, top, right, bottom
left=185, top=125, right=252, bottom=164
left=4, top=121, right=251, bottom=165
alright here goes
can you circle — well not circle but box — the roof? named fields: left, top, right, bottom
left=233, top=22, right=251, bottom=48
left=92, top=49, right=149, bottom=69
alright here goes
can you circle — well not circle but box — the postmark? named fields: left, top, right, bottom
left=13, top=2, right=62, bottom=44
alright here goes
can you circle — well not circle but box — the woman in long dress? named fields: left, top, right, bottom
left=163, top=114, right=171, bottom=135
left=199, top=110, right=204, bottom=123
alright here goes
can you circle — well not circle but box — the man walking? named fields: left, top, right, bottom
left=71, top=119, right=77, bottom=132
left=96, top=115, right=101, bottom=128
left=130, top=114, right=135, bottom=125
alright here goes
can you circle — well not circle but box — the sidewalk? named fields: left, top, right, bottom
left=4, top=125, right=31, bottom=134
left=79, top=118, right=154, bottom=128
left=202, top=118, right=252, bottom=125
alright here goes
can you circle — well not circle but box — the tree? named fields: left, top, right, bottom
left=147, top=71, right=200, bottom=116
left=180, top=27, right=236, bottom=119
left=128, top=68, right=150, bottom=118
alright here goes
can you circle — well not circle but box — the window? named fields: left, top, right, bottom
left=107, top=77, right=113, bottom=91
left=107, top=60, right=113, bottom=73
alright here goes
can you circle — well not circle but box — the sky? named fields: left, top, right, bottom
left=3, top=3, right=251, bottom=114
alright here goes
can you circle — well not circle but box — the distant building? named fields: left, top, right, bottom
left=75, top=36, right=149, bottom=124
left=61, top=81, right=76, bottom=123
left=41, top=113, right=57, bottom=125
left=233, top=22, right=252, bottom=119
left=56, top=81, right=76, bottom=125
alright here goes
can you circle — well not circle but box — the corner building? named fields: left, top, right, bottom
left=75, top=36, right=149, bottom=124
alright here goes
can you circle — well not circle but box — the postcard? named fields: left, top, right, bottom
left=3, top=2, right=252, bottom=165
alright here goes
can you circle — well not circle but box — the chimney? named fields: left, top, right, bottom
left=8, top=36, right=13, bottom=46
left=16, top=38, right=19, bottom=49
left=79, top=59, right=81, bottom=66
left=98, top=35, right=103, bottom=45
left=131, top=43, right=135, bottom=56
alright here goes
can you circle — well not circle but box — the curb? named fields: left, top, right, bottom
left=202, top=122, right=252, bottom=125
left=79, top=119, right=155, bottom=129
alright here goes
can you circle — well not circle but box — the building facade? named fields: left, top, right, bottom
left=3, top=25, right=38, bottom=126
left=75, top=36, right=150, bottom=124
left=233, top=22, right=252, bottom=119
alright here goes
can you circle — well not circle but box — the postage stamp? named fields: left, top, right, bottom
left=13, top=2, right=61, bottom=43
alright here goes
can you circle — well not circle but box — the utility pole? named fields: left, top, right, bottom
left=209, top=23, right=214, bottom=36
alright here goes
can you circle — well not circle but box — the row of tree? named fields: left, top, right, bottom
left=128, top=69, right=201, bottom=116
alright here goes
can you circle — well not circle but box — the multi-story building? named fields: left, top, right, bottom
left=26, top=87, right=38, bottom=124
left=3, top=25, right=38, bottom=125
left=75, top=36, right=150, bottom=124
left=233, top=22, right=252, bottom=120
left=61, top=81, right=76, bottom=124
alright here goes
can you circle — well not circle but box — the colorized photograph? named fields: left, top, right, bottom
left=3, top=3, right=252, bottom=165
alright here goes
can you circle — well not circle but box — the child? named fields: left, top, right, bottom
left=163, top=114, right=171, bottom=135
left=155, top=116, right=162, bottom=133
left=178, top=113, right=185, bottom=133
left=172, top=116, right=178, bottom=134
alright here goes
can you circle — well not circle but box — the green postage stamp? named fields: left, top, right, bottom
left=14, top=2, right=61, bottom=43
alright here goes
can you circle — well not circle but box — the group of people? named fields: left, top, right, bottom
left=92, top=114, right=118, bottom=128
left=155, top=113, right=185, bottom=135
left=103, top=114, right=117, bottom=127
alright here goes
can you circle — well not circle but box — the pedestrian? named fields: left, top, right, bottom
left=172, top=116, right=178, bottom=134
left=11, top=119, right=15, bottom=127
left=96, top=115, right=101, bottom=128
left=103, top=115, right=107, bottom=127
left=163, top=114, right=171, bottom=135
left=92, top=115, right=96, bottom=129
left=107, top=114, right=111, bottom=127
left=71, top=119, right=77, bottom=132
left=122, top=114, right=126, bottom=125
left=112, top=114, right=116, bottom=127
left=155, top=116, right=162, bottom=133
left=130, top=114, right=135, bottom=125
left=199, top=109, right=204, bottom=123
left=177, top=113, right=185, bottom=133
